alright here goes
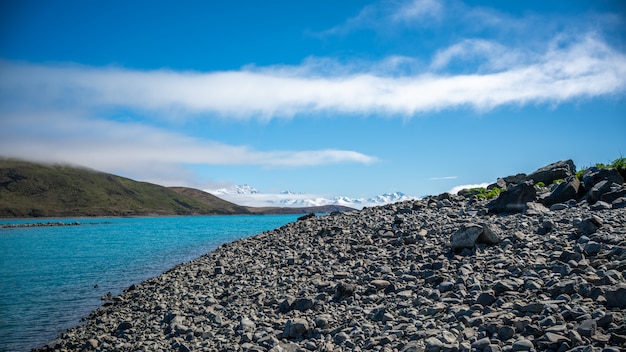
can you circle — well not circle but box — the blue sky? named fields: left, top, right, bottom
left=1, top=0, right=625, bottom=200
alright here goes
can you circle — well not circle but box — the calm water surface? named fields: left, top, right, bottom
left=0, top=215, right=299, bottom=351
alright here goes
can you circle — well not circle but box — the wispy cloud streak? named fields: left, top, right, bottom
left=430, top=176, right=458, bottom=180
left=2, top=34, right=624, bottom=120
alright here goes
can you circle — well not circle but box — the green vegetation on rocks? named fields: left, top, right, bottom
left=468, top=187, right=503, bottom=200
left=577, top=157, right=626, bottom=180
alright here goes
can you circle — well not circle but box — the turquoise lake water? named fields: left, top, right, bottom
left=0, top=215, right=300, bottom=351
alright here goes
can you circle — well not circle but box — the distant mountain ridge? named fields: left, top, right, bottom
left=171, top=187, right=355, bottom=215
left=207, top=184, right=416, bottom=208
left=211, top=184, right=260, bottom=195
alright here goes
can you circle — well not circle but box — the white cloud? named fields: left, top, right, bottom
left=391, top=0, right=443, bottom=23
left=430, top=176, right=458, bottom=180
left=0, top=111, right=377, bottom=182
left=1, top=34, right=625, bottom=119
left=318, top=0, right=444, bottom=36
left=430, top=39, right=526, bottom=72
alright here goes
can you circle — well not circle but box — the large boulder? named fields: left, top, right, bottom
left=449, top=223, right=500, bottom=250
left=602, top=187, right=626, bottom=204
left=501, top=173, right=527, bottom=188
left=283, top=318, right=309, bottom=338
left=576, top=215, right=603, bottom=235
left=541, top=176, right=583, bottom=207
left=606, top=285, right=626, bottom=308
left=582, top=167, right=624, bottom=191
left=487, top=182, right=537, bottom=213
left=581, top=180, right=612, bottom=204
left=527, top=160, right=576, bottom=186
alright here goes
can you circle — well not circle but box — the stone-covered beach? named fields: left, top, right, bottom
left=38, top=161, right=626, bottom=351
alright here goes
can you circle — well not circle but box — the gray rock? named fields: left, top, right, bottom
left=487, top=182, right=537, bottom=213
left=511, top=338, right=534, bottom=351
left=577, top=319, right=597, bottom=338
left=292, top=297, right=315, bottom=311
left=525, top=201, right=550, bottom=215
left=612, top=197, right=626, bottom=209
left=499, top=325, right=516, bottom=341
left=550, top=203, right=568, bottom=211
left=502, top=173, right=528, bottom=186
left=401, top=342, right=428, bottom=352
left=472, top=337, right=491, bottom=350
left=449, top=223, right=500, bottom=249
left=283, top=318, right=309, bottom=338
left=333, top=331, right=350, bottom=345
left=370, top=279, right=391, bottom=290
left=543, top=332, right=570, bottom=345
left=485, top=345, right=502, bottom=352
left=591, top=201, right=611, bottom=210
left=584, top=241, right=602, bottom=255
left=471, top=337, right=491, bottom=350
left=605, top=286, right=626, bottom=308
left=270, top=342, right=303, bottom=352
left=601, top=188, right=626, bottom=204
left=582, top=180, right=612, bottom=204
left=278, top=297, right=295, bottom=313
left=527, top=159, right=576, bottom=186
left=87, top=338, right=99, bottom=348
left=370, top=307, right=394, bottom=322
left=439, top=281, right=455, bottom=293
left=239, top=317, right=256, bottom=332
left=425, top=336, right=443, bottom=352
left=116, top=321, right=133, bottom=331
left=541, top=176, right=583, bottom=207
left=582, top=167, right=624, bottom=190
left=314, top=315, right=331, bottom=329
left=449, top=224, right=482, bottom=249
left=576, top=215, right=603, bottom=235
left=493, top=279, right=520, bottom=295
left=476, top=291, right=496, bottom=306
left=334, top=282, right=356, bottom=299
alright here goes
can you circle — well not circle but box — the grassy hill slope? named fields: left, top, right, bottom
left=0, top=159, right=251, bottom=217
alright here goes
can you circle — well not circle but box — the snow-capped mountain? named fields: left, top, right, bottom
left=210, top=184, right=260, bottom=195
left=205, top=185, right=417, bottom=209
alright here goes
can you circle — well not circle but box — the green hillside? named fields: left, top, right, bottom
left=168, top=187, right=251, bottom=214
left=0, top=159, right=251, bottom=217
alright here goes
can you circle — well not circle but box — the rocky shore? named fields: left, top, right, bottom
left=38, top=161, right=626, bottom=351
left=1, top=221, right=111, bottom=228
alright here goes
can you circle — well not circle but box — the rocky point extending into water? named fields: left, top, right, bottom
left=38, top=160, right=626, bottom=351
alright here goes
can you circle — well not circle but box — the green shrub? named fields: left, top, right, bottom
left=610, top=157, right=626, bottom=170
left=470, top=187, right=503, bottom=200
left=576, top=168, right=587, bottom=181
left=552, top=179, right=564, bottom=185
left=577, top=157, right=626, bottom=180
left=535, top=182, right=545, bottom=188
